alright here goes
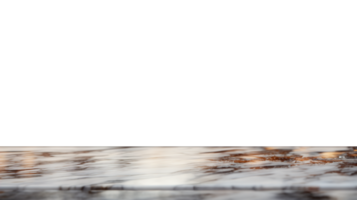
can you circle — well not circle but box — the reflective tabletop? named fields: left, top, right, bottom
left=0, top=147, right=356, bottom=200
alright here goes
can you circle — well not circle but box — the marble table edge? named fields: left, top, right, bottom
left=0, top=185, right=357, bottom=190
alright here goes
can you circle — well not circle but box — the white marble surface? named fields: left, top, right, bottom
left=0, top=146, right=356, bottom=199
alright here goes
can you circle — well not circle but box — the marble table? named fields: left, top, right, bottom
left=0, top=146, right=357, bottom=200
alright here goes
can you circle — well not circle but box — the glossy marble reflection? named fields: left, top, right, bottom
left=0, top=146, right=357, bottom=187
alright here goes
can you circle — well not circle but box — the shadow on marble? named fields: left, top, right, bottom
left=0, top=191, right=357, bottom=200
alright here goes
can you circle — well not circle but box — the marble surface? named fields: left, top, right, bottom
left=0, top=190, right=357, bottom=200
left=0, top=146, right=356, bottom=199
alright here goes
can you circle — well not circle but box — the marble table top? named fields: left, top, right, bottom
left=0, top=146, right=357, bottom=199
